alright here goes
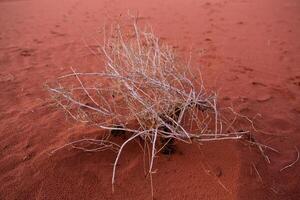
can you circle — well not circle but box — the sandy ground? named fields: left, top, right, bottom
left=0, top=0, right=300, bottom=199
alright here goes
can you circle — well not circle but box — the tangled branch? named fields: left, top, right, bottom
left=47, top=20, right=266, bottom=195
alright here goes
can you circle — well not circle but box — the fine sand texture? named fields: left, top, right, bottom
left=0, top=0, right=300, bottom=199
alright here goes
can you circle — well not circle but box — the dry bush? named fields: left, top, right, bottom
left=47, top=19, right=276, bottom=195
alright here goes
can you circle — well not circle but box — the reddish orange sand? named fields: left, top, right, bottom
left=0, top=0, right=300, bottom=199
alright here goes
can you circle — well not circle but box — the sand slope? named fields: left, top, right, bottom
left=0, top=0, right=300, bottom=199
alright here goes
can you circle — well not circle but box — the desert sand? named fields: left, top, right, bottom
left=0, top=0, right=300, bottom=199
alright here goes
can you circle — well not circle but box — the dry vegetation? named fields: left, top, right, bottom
left=47, top=19, right=277, bottom=195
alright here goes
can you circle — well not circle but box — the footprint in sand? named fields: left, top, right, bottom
left=288, top=76, right=300, bottom=87
left=203, top=2, right=211, bottom=7
left=33, top=39, right=43, bottom=44
left=279, top=49, right=292, bottom=62
left=291, top=107, right=300, bottom=114
left=50, top=30, right=66, bottom=37
left=252, top=81, right=272, bottom=102
left=252, top=81, right=267, bottom=87
left=256, top=94, right=272, bottom=102
left=0, top=73, right=14, bottom=82
left=241, top=65, right=254, bottom=72
left=230, top=65, right=254, bottom=74
left=19, top=48, right=35, bottom=57
left=226, top=75, right=239, bottom=81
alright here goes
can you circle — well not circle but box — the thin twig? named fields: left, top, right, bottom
left=280, top=146, right=299, bottom=172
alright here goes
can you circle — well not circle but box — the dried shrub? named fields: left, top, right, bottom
left=48, top=20, right=275, bottom=196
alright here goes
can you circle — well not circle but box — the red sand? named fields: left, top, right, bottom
left=0, top=0, right=300, bottom=199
